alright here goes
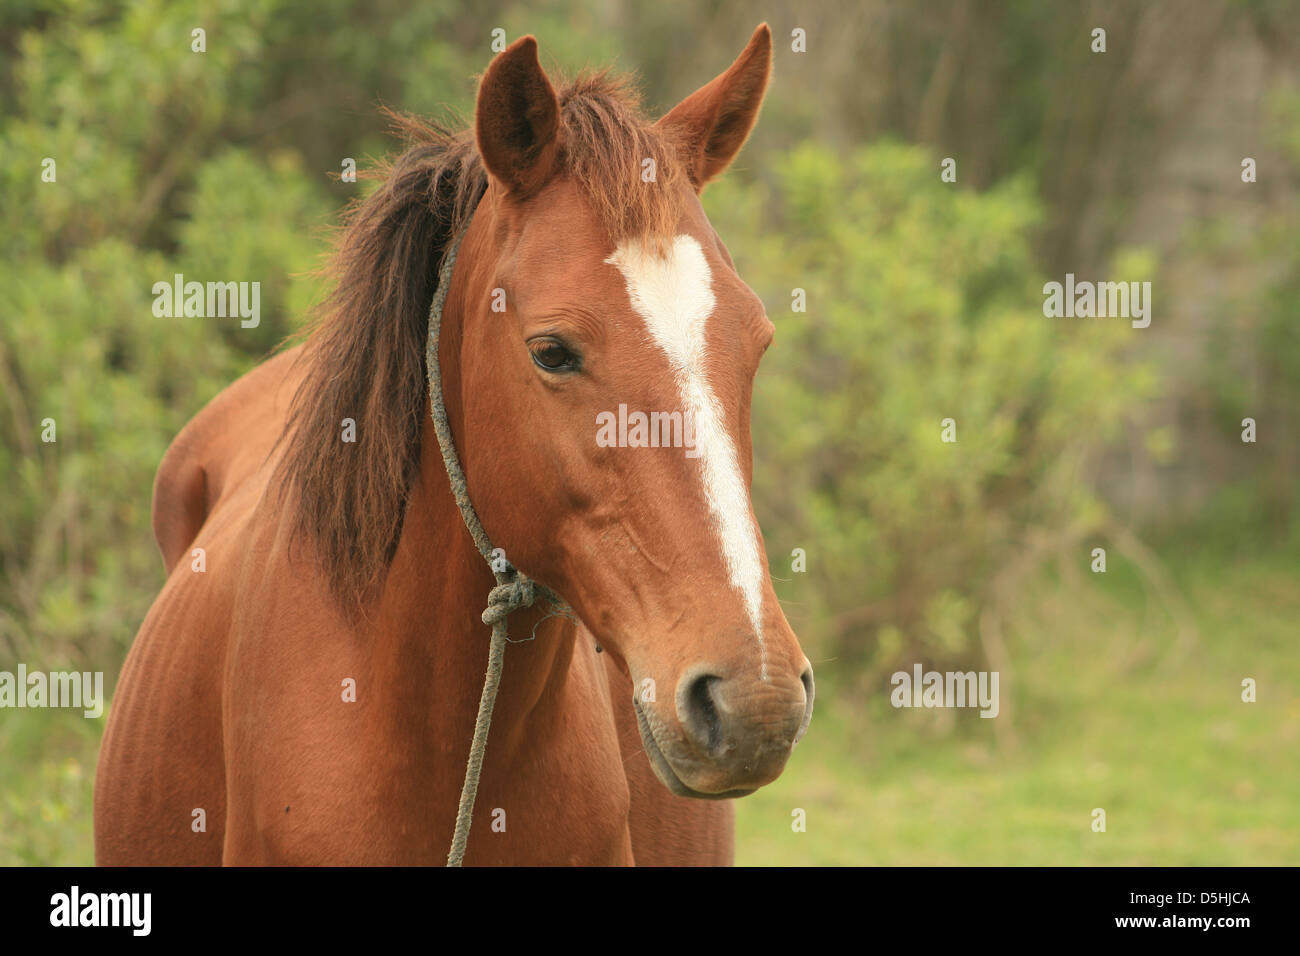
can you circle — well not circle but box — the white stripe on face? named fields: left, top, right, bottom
left=605, top=234, right=768, bottom=679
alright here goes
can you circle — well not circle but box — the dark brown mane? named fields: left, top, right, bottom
left=272, top=71, right=685, bottom=612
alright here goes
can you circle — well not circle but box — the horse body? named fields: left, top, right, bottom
left=97, top=25, right=801, bottom=865
left=97, top=344, right=731, bottom=864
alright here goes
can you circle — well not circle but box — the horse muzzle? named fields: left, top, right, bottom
left=632, top=661, right=814, bottom=798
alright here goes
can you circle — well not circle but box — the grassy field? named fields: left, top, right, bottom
left=2, top=540, right=1296, bottom=865
left=735, top=542, right=1300, bottom=865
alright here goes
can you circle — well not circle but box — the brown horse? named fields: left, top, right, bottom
left=95, top=24, right=813, bottom=866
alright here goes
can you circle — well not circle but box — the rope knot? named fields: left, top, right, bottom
left=481, top=576, right=537, bottom=627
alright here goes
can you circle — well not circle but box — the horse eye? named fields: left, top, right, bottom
left=529, top=338, right=580, bottom=373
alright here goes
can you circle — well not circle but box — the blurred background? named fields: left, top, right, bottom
left=1, top=0, right=1297, bottom=865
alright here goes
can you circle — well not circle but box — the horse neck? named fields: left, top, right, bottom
left=367, top=293, right=578, bottom=745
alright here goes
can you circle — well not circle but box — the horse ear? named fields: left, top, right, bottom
left=657, top=23, right=772, bottom=189
left=475, top=36, right=561, bottom=198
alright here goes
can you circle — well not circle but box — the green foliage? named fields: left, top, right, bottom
left=0, top=0, right=531, bottom=668
left=706, top=141, right=1159, bottom=670
left=0, top=0, right=340, bottom=664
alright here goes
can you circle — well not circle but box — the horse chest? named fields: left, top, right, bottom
left=222, top=631, right=632, bottom=865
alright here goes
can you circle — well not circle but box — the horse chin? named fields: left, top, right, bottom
left=632, top=697, right=756, bottom=801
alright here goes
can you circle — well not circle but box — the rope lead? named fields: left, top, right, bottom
left=426, top=220, right=569, bottom=867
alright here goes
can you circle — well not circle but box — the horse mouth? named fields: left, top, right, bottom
left=632, top=697, right=756, bottom=801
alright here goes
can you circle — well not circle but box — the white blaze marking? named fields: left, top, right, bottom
left=605, top=234, right=768, bottom=679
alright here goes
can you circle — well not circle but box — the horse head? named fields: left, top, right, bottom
left=446, top=25, right=814, bottom=798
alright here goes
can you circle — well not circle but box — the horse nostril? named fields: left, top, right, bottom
left=679, top=672, right=726, bottom=756
left=795, top=664, right=815, bottom=745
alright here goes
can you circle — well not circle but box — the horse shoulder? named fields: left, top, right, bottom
left=151, top=345, right=306, bottom=572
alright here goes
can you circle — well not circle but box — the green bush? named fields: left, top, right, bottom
left=706, top=141, right=1160, bottom=676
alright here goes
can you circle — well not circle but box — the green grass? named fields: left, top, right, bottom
left=734, top=544, right=1300, bottom=864
left=0, top=708, right=99, bottom=865
left=2, top=541, right=1296, bottom=865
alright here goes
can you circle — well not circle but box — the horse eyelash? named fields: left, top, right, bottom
left=529, top=336, right=583, bottom=372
